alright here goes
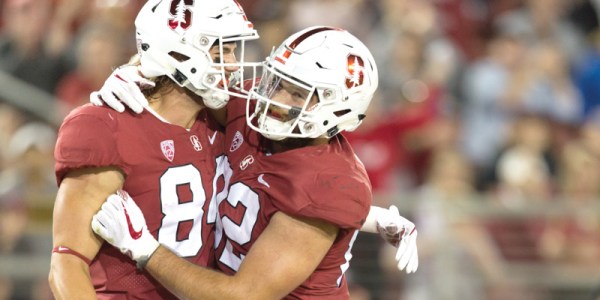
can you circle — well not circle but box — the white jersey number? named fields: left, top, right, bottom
left=217, top=182, right=260, bottom=271
left=212, top=156, right=260, bottom=271
left=158, top=164, right=206, bottom=257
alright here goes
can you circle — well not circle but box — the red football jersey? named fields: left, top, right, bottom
left=55, top=104, right=224, bottom=299
left=213, top=98, right=372, bottom=299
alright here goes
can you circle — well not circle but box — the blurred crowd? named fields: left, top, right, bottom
left=1, top=0, right=600, bottom=299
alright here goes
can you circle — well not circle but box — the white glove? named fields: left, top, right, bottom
left=91, top=190, right=159, bottom=269
left=90, top=65, right=154, bottom=113
left=376, top=205, right=419, bottom=274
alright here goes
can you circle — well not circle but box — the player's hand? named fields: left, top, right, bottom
left=376, top=205, right=419, bottom=274
left=90, top=65, right=154, bottom=113
left=91, top=190, right=159, bottom=269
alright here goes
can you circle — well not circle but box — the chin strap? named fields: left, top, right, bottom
left=198, top=88, right=230, bottom=109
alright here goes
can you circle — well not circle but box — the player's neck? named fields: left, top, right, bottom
left=149, top=88, right=204, bottom=129
left=270, top=137, right=329, bottom=153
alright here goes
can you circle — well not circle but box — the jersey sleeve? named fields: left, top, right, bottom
left=54, top=110, right=127, bottom=185
left=271, top=171, right=372, bottom=230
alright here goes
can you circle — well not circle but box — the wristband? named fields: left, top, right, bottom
left=52, top=246, right=92, bottom=265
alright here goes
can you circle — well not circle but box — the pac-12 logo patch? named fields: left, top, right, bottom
left=161, top=140, right=175, bottom=162
left=230, top=131, right=244, bottom=152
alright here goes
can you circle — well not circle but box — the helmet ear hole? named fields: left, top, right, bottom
left=168, top=52, right=190, bottom=62
left=334, top=109, right=351, bottom=117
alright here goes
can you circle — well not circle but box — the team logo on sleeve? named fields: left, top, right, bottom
left=161, top=140, right=175, bottom=162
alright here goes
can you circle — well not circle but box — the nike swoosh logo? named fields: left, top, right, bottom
left=122, top=202, right=143, bottom=240
left=208, top=131, right=218, bottom=145
left=57, top=246, right=69, bottom=252
left=258, top=174, right=270, bottom=188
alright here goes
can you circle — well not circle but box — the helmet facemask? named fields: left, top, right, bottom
left=202, top=36, right=261, bottom=102
left=246, top=64, right=319, bottom=140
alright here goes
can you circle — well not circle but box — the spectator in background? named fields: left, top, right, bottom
left=0, top=277, right=14, bottom=300
left=480, top=115, right=554, bottom=283
left=539, top=115, right=600, bottom=271
left=567, top=0, right=600, bottom=36
left=460, top=32, right=527, bottom=183
left=574, top=30, right=600, bottom=119
left=1, top=122, right=57, bottom=223
left=399, top=149, right=482, bottom=300
left=0, top=103, right=25, bottom=166
left=494, top=0, right=586, bottom=65
left=461, top=32, right=581, bottom=189
left=507, top=42, right=581, bottom=125
left=89, top=0, right=141, bottom=35
left=370, top=0, right=461, bottom=94
left=356, top=0, right=461, bottom=187
left=286, top=0, right=378, bottom=41
left=345, top=81, right=450, bottom=191
left=398, top=148, right=545, bottom=300
left=55, top=23, right=129, bottom=111
left=0, top=0, right=73, bottom=93
left=0, top=121, right=56, bottom=299
left=0, top=198, right=30, bottom=299
left=369, top=0, right=462, bottom=186
left=535, top=120, right=600, bottom=298
left=492, top=114, right=555, bottom=205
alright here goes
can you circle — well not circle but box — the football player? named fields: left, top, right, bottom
left=49, top=0, right=258, bottom=298
left=91, top=26, right=418, bottom=299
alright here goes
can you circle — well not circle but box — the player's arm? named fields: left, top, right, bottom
left=93, top=194, right=338, bottom=300
left=151, top=212, right=337, bottom=300
left=49, top=167, right=124, bottom=300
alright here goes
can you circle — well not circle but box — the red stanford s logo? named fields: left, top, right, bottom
left=168, top=0, right=194, bottom=31
left=345, top=54, right=365, bottom=89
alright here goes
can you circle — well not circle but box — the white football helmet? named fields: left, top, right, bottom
left=246, top=26, right=378, bottom=141
left=135, top=0, right=260, bottom=106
